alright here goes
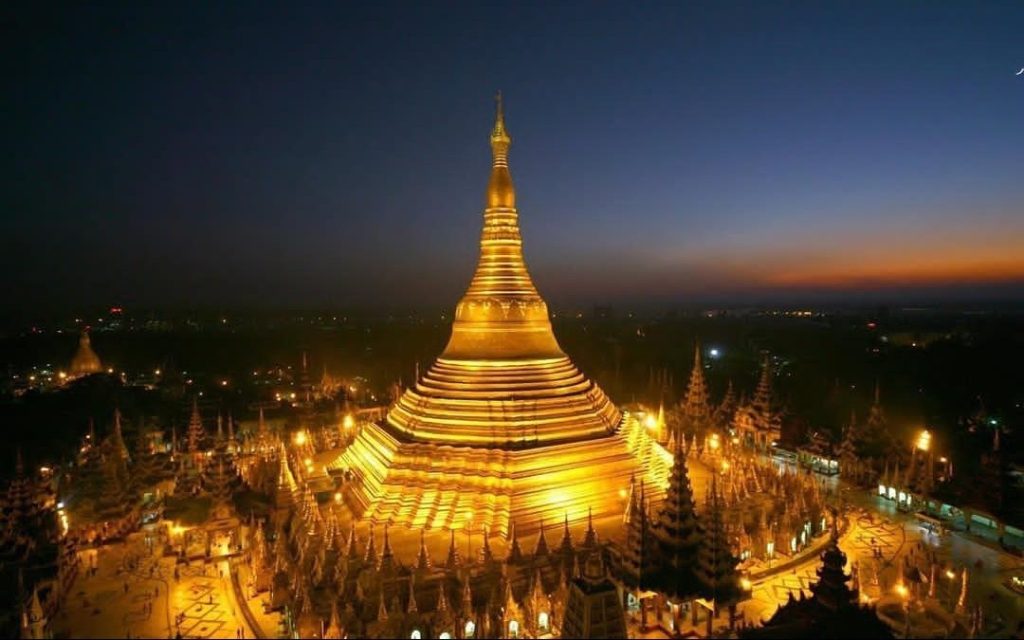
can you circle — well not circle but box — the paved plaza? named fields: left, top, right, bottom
left=54, top=530, right=260, bottom=639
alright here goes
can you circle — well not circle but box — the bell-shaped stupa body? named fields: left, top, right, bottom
left=387, top=96, right=620, bottom=447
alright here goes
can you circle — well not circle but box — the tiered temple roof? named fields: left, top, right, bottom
left=680, top=344, right=712, bottom=434
left=740, top=517, right=893, bottom=639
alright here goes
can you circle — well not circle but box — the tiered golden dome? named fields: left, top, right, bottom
left=69, top=330, right=103, bottom=377
left=386, top=94, right=620, bottom=447
left=331, top=96, right=669, bottom=538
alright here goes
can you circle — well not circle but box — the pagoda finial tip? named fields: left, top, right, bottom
left=490, top=91, right=510, bottom=145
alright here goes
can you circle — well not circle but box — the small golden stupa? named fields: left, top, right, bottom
left=332, top=95, right=668, bottom=538
left=69, top=329, right=103, bottom=378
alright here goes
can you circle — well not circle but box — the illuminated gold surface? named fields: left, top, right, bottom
left=331, top=97, right=667, bottom=538
left=69, top=330, right=102, bottom=377
left=332, top=412, right=669, bottom=538
left=387, top=94, right=619, bottom=447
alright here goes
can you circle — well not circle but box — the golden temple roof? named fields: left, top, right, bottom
left=69, top=330, right=103, bottom=377
left=386, top=95, right=620, bottom=447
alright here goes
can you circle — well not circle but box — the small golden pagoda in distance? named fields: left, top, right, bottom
left=69, top=329, right=103, bottom=378
left=331, top=95, right=669, bottom=539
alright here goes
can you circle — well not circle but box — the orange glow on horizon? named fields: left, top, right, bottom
left=647, top=223, right=1024, bottom=294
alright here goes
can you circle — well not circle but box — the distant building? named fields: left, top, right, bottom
left=733, top=358, right=781, bottom=450
left=68, top=330, right=103, bottom=378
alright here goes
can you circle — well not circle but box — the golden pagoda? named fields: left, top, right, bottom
left=331, top=95, right=669, bottom=538
left=69, top=329, right=103, bottom=378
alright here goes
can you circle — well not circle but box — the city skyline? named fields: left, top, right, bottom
left=5, top=2, right=1024, bottom=312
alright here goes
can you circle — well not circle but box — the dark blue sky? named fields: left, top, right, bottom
left=5, top=1, right=1023, bottom=312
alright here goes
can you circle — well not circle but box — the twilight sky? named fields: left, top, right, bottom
left=4, top=1, right=1024, bottom=312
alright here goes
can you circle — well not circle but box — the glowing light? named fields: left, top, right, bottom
left=618, top=488, right=627, bottom=499
left=895, top=583, right=908, bottom=598
left=334, top=492, right=342, bottom=503
left=546, top=489, right=571, bottom=510
left=721, top=460, right=730, bottom=471
left=58, top=371, right=67, bottom=380
left=220, top=380, right=228, bottom=387
left=107, top=368, right=114, bottom=374
left=740, top=577, right=752, bottom=591
left=343, top=414, right=355, bottom=430
left=303, top=458, right=312, bottom=466
left=915, top=429, right=931, bottom=452
left=709, top=433, right=721, bottom=451
left=294, top=431, right=307, bottom=446
left=289, top=392, right=297, bottom=400
left=709, top=348, right=720, bottom=357
left=644, top=414, right=657, bottom=431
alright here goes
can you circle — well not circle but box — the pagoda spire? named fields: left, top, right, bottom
left=481, top=530, right=494, bottom=563
left=583, top=506, right=598, bottom=548
left=364, top=524, right=378, bottom=566
left=650, top=430, right=704, bottom=600
left=681, top=342, right=711, bottom=429
left=752, top=356, right=772, bottom=414
left=111, top=407, right=128, bottom=458
left=379, top=524, right=395, bottom=573
left=490, top=91, right=511, bottom=171
left=697, top=472, right=741, bottom=604
left=558, top=512, right=574, bottom=557
left=809, top=510, right=855, bottom=611
left=461, top=573, right=474, bottom=617
left=345, top=527, right=361, bottom=560
left=445, top=528, right=461, bottom=570
left=622, top=479, right=649, bottom=588
left=187, top=397, right=204, bottom=454
left=534, top=518, right=550, bottom=557
left=716, top=380, right=737, bottom=428
left=416, top=530, right=431, bottom=572
left=506, top=522, right=524, bottom=564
